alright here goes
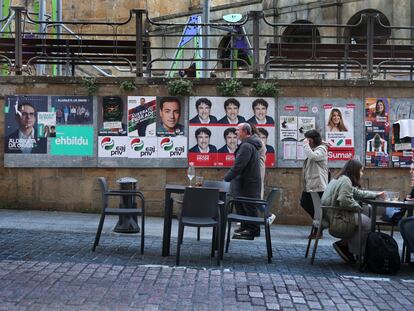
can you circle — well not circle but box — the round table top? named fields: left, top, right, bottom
left=116, top=177, right=137, bottom=184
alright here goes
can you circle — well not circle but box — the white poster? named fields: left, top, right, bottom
left=279, top=116, right=298, bottom=141
left=297, top=117, right=315, bottom=141
left=157, top=136, right=187, bottom=158
left=98, top=136, right=129, bottom=158
left=325, top=107, right=354, bottom=148
left=127, top=137, right=158, bottom=158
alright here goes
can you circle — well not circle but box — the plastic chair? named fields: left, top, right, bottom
left=176, top=187, right=222, bottom=266
left=92, top=177, right=145, bottom=254
left=225, top=188, right=279, bottom=263
left=195, top=180, right=230, bottom=240
left=305, top=192, right=324, bottom=258
left=399, top=216, right=414, bottom=261
left=310, top=202, right=364, bottom=270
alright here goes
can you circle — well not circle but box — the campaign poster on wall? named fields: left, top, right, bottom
left=51, top=96, right=93, bottom=125
left=4, top=95, right=47, bottom=154
left=37, top=112, right=56, bottom=138
left=188, top=97, right=276, bottom=167
left=365, top=98, right=390, bottom=167
left=324, top=105, right=355, bottom=162
left=50, top=126, right=94, bottom=156
left=390, top=100, right=414, bottom=167
left=157, top=136, right=187, bottom=158
left=127, top=96, right=157, bottom=137
left=156, top=96, right=185, bottom=136
left=98, top=136, right=129, bottom=158
left=127, top=137, right=158, bottom=158
left=98, top=96, right=128, bottom=136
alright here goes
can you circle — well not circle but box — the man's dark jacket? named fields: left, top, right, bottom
left=224, top=135, right=262, bottom=198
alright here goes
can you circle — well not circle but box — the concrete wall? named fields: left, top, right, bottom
left=0, top=77, right=412, bottom=225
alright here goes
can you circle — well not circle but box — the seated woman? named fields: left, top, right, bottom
left=321, top=159, right=385, bottom=263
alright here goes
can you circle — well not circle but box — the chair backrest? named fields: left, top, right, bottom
left=310, top=192, right=322, bottom=222
left=98, top=177, right=109, bottom=208
left=203, top=180, right=230, bottom=193
left=399, top=216, right=414, bottom=252
left=181, top=187, right=220, bottom=219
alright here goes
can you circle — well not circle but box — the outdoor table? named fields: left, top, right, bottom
left=162, top=183, right=228, bottom=257
left=364, top=198, right=414, bottom=263
left=114, top=177, right=140, bottom=233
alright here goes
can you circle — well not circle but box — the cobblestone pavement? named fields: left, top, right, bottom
left=1, top=211, right=414, bottom=310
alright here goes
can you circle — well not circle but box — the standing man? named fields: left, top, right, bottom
left=224, top=123, right=262, bottom=240
left=157, top=97, right=184, bottom=135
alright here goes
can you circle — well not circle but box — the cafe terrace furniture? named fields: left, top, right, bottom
left=162, top=183, right=228, bottom=257
left=225, top=188, right=279, bottom=263
left=399, top=216, right=414, bottom=262
left=310, top=200, right=364, bottom=270
left=176, top=187, right=222, bottom=266
left=364, top=199, right=414, bottom=263
left=305, top=192, right=326, bottom=259
left=93, top=177, right=145, bottom=254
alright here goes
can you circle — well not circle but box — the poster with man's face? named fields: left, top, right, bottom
left=4, top=95, right=47, bottom=154
left=156, top=96, right=185, bottom=136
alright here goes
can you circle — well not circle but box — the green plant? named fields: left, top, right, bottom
left=251, top=80, right=281, bottom=97
left=217, top=79, right=243, bottom=97
left=120, top=80, right=136, bottom=92
left=81, top=77, right=100, bottom=95
left=166, top=79, right=194, bottom=96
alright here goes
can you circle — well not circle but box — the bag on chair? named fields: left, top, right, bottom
left=328, top=210, right=355, bottom=239
left=364, top=232, right=400, bottom=274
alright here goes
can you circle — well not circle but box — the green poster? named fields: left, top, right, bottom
left=51, top=126, right=94, bottom=156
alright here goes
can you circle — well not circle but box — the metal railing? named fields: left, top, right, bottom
left=3, top=7, right=414, bottom=80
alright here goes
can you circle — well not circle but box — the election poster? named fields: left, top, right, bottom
left=4, top=95, right=47, bottom=154
left=325, top=105, right=355, bottom=162
left=188, top=96, right=276, bottom=167
left=51, top=96, right=93, bottom=125
left=365, top=98, right=390, bottom=167
left=127, top=96, right=156, bottom=137
left=98, top=96, right=128, bottom=136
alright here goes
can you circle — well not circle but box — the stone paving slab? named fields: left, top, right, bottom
left=1, top=210, right=414, bottom=310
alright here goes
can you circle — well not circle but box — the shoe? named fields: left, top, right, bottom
left=232, top=233, right=254, bottom=240
left=333, top=241, right=356, bottom=264
left=239, top=229, right=260, bottom=238
left=268, top=213, right=276, bottom=224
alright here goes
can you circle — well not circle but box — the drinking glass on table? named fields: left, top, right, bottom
left=187, top=165, right=195, bottom=187
left=195, top=176, right=204, bottom=187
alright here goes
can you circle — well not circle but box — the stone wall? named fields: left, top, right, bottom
left=0, top=77, right=412, bottom=225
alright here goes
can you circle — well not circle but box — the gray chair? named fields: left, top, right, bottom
left=93, top=177, right=145, bottom=254
left=310, top=198, right=363, bottom=270
left=225, top=188, right=279, bottom=263
left=399, top=216, right=414, bottom=261
left=176, top=187, right=222, bottom=266
left=305, top=192, right=324, bottom=258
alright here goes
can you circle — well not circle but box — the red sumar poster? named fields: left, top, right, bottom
left=188, top=97, right=276, bottom=167
left=324, top=105, right=355, bottom=161
left=365, top=98, right=390, bottom=167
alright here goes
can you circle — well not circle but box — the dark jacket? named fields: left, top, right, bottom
left=217, top=115, right=246, bottom=125
left=247, top=115, right=275, bottom=125
left=4, top=129, right=46, bottom=154
left=224, top=135, right=262, bottom=198
left=189, top=144, right=217, bottom=153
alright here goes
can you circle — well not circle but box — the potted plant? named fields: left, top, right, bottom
left=166, top=79, right=194, bottom=96
left=120, top=80, right=137, bottom=92
left=251, top=80, right=281, bottom=97
left=217, top=79, right=243, bottom=97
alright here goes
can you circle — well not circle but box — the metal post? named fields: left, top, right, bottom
left=37, top=0, right=46, bottom=75
left=366, top=13, right=374, bottom=79
left=249, top=11, right=262, bottom=79
left=12, top=6, right=24, bottom=75
left=133, top=9, right=146, bottom=78
left=201, top=0, right=210, bottom=78
left=52, top=0, right=62, bottom=75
